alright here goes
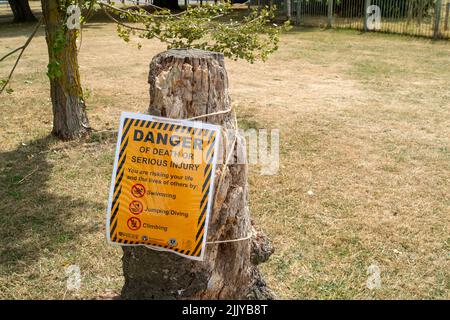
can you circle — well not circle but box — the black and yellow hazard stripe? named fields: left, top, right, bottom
left=110, top=117, right=140, bottom=242
left=109, top=136, right=128, bottom=241
left=191, top=129, right=217, bottom=257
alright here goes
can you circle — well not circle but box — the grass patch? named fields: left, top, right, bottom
left=1, top=21, right=449, bottom=299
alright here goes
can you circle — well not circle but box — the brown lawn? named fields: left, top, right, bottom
left=0, top=20, right=449, bottom=299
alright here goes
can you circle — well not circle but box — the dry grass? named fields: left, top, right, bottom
left=299, top=15, right=450, bottom=39
left=0, top=21, right=449, bottom=299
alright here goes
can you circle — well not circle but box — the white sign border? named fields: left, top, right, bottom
left=106, top=111, right=222, bottom=261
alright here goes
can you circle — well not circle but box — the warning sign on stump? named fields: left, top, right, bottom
left=106, top=112, right=220, bottom=261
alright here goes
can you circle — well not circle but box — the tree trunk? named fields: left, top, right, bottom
left=8, top=0, right=37, bottom=23
left=153, top=0, right=180, bottom=10
left=41, top=0, right=90, bottom=140
left=121, top=49, right=274, bottom=300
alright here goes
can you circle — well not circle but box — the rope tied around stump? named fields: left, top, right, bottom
left=186, top=108, right=233, bottom=121
left=206, top=228, right=255, bottom=245
left=190, top=107, right=253, bottom=245
left=144, top=106, right=254, bottom=249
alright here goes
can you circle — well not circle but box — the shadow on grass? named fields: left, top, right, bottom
left=0, top=135, right=102, bottom=274
left=0, top=19, right=45, bottom=39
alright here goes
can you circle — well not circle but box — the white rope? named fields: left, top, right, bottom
left=203, top=108, right=247, bottom=245
left=144, top=107, right=253, bottom=249
left=174, top=107, right=247, bottom=245
left=206, top=228, right=255, bottom=244
left=145, top=229, right=253, bottom=249
left=145, top=227, right=253, bottom=251
left=187, top=108, right=233, bottom=121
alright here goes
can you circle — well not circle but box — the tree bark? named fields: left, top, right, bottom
left=153, top=0, right=180, bottom=10
left=8, top=0, right=37, bottom=23
left=121, top=49, right=274, bottom=300
left=41, top=0, right=90, bottom=140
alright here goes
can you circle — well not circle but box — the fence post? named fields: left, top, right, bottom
left=327, top=0, right=333, bottom=28
left=445, top=3, right=450, bottom=31
left=363, top=0, right=370, bottom=31
left=296, top=0, right=301, bottom=26
left=434, top=0, right=443, bottom=38
left=286, top=0, right=291, bottom=20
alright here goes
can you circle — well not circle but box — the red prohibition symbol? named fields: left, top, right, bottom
left=127, top=217, right=141, bottom=231
left=129, top=200, right=143, bottom=215
left=131, top=183, right=146, bottom=198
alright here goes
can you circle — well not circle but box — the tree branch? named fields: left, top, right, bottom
left=101, top=6, right=178, bottom=46
left=97, top=1, right=186, bottom=19
left=102, top=7, right=149, bottom=32
left=104, top=0, right=167, bottom=12
left=97, top=0, right=224, bottom=20
left=0, top=46, right=23, bottom=62
left=0, top=17, right=43, bottom=94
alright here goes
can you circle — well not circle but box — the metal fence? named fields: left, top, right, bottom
left=0, top=0, right=228, bottom=23
left=250, top=0, right=450, bottom=39
left=2, top=0, right=448, bottom=38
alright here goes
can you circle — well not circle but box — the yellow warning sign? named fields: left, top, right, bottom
left=106, top=112, right=221, bottom=261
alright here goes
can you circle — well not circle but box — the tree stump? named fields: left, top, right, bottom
left=121, top=49, right=274, bottom=300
